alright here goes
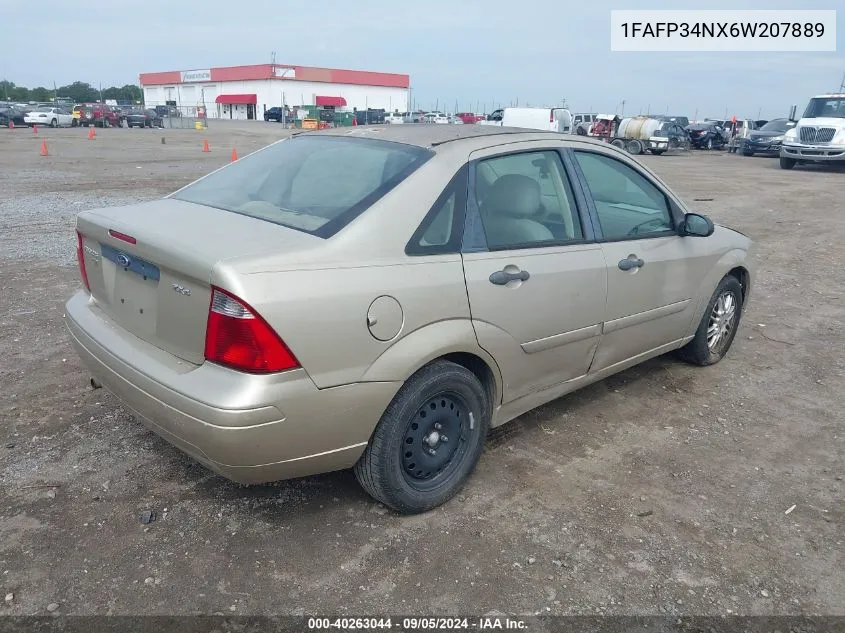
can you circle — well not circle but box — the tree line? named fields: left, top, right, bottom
left=1, top=80, right=143, bottom=104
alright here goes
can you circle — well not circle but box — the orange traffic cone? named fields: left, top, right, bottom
left=231, top=148, right=238, bottom=162
left=33, top=124, right=38, bottom=135
left=88, top=126, right=96, bottom=140
left=40, top=140, right=48, bottom=156
left=202, top=139, right=210, bottom=153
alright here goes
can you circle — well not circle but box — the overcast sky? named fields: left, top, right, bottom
left=4, top=0, right=843, bottom=118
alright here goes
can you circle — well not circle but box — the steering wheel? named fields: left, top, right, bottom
left=627, top=217, right=670, bottom=236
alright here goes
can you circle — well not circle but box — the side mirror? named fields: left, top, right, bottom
left=679, top=213, right=714, bottom=237
left=788, top=105, right=797, bottom=122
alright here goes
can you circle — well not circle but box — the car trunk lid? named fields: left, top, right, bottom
left=76, top=198, right=323, bottom=365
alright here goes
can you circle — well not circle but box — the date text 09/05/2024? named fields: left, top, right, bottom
left=619, top=22, right=825, bottom=38
left=307, top=617, right=528, bottom=630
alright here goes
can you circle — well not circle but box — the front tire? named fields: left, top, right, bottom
left=50, top=118, right=58, bottom=128
left=706, top=138, right=713, bottom=150
left=742, top=150, right=754, bottom=156
left=679, top=275, right=743, bottom=366
left=354, top=360, right=490, bottom=514
left=780, top=156, right=796, bottom=169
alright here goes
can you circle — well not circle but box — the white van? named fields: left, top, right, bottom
left=493, top=107, right=572, bottom=133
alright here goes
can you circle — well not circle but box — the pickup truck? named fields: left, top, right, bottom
left=780, top=94, right=845, bottom=169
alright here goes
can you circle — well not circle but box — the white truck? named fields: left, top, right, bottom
left=780, top=94, right=845, bottom=169
left=478, top=107, right=572, bottom=133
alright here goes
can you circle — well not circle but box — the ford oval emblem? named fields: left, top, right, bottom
left=117, top=253, right=130, bottom=267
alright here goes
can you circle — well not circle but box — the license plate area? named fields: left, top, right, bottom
left=100, top=244, right=160, bottom=335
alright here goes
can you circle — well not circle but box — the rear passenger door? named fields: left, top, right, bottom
left=460, top=145, right=607, bottom=403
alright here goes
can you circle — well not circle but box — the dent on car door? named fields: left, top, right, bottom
left=571, top=149, right=716, bottom=372
left=460, top=147, right=607, bottom=403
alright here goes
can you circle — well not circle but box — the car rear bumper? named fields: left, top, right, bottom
left=65, top=291, right=399, bottom=484
left=781, top=143, right=845, bottom=162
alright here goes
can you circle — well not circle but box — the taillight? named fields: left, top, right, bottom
left=76, top=230, right=90, bottom=291
left=204, top=287, right=299, bottom=373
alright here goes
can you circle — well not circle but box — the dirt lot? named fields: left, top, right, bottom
left=1, top=122, right=843, bottom=617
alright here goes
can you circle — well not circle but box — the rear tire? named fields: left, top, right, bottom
left=678, top=275, right=743, bottom=366
left=50, top=118, right=57, bottom=128
left=780, top=157, right=796, bottom=170
left=611, top=139, right=626, bottom=150
left=353, top=360, right=490, bottom=514
left=742, top=150, right=754, bottom=157
left=626, top=139, right=643, bottom=154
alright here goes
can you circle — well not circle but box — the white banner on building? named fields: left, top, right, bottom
left=181, top=69, right=211, bottom=83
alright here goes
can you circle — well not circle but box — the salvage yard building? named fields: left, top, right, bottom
left=139, top=63, right=410, bottom=120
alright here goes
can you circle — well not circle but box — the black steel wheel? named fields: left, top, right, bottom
left=354, top=360, right=490, bottom=514
left=400, top=392, right=471, bottom=491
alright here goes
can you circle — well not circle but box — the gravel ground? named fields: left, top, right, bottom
left=0, top=122, right=843, bottom=617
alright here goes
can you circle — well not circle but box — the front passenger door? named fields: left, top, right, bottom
left=572, top=149, right=714, bottom=372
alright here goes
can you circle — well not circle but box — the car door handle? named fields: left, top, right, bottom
left=618, top=257, right=645, bottom=271
left=489, top=269, right=530, bottom=285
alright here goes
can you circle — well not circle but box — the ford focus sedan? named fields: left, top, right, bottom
left=66, top=126, right=754, bottom=514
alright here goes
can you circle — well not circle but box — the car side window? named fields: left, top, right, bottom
left=406, top=167, right=467, bottom=255
left=473, top=151, right=582, bottom=250
left=573, top=151, right=674, bottom=240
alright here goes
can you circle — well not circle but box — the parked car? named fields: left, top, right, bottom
left=264, top=107, right=290, bottom=123
left=654, top=115, right=691, bottom=128
left=384, top=112, right=404, bottom=124
left=0, top=106, right=29, bottom=127
left=66, top=126, right=754, bottom=514
left=572, top=113, right=598, bottom=135
left=153, top=105, right=181, bottom=118
left=124, top=108, right=163, bottom=128
left=423, top=112, right=449, bottom=124
left=455, top=112, right=483, bottom=124
left=402, top=111, right=425, bottom=123
left=686, top=122, right=727, bottom=149
left=24, top=106, right=74, bottom=127
left=741, top=118, right=796, bottom=156
left=74, top=103, right=119, bottom=128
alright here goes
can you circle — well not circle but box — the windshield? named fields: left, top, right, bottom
left=803, top=97, right=845, bottom=119
left=688, top=124, right=714, bottom=131
left=171, top=135, right=432, bottom=238
left=760, top=119, right=790, bottom=132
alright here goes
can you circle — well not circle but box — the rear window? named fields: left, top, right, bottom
left=171, top=135, right=432, bottom=238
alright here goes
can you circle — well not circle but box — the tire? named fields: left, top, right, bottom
left=650, top=149, right=665, bottom=156
left=742, top=150, right=754, bottom=157
left=706, top=138, right=713, bottom=150
left=50, top=118, right=57, bottom=128
left=611, top=139, right=626, bottom=150
left=779, top=157, right=796, bottom=170
left=626, top=139, right=643, bottom=155
left=679, top=275, right=743, bottom=366
left=353, top=360, right=491, bottom=514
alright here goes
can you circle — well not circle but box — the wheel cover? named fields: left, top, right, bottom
left=401, top=392, right=471, bottom=491
left=707, top=290, right=738, bottom=352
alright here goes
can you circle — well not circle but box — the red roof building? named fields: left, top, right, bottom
left=139, top=63, right=410, bottom=121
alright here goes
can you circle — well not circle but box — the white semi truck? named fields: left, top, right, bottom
left=780, top=93, right=845, bottom=169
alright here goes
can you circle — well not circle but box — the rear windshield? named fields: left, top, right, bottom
left=171, top=135, right=432, bottom=238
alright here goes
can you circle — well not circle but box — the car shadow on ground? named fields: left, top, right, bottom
left=171, top=352, right=695, bottom=518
